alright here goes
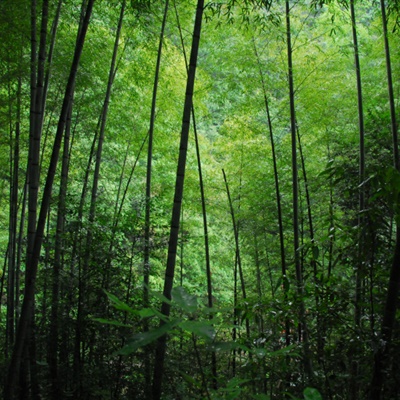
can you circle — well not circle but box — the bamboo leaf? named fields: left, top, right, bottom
left=179, top=320, right=216, bottom=340
left=138, top=308, right=157, bottom=319
left=303, top=387, right=323, bottom=400
left=104, top=290, right=138, bottom=315
left=172, top=286, right=197, bottom=313
left=148, top=288, right=173, bottom=306
left=115, top=319, right=180, bottom=356
left=92, top=317, right=131, bottom=328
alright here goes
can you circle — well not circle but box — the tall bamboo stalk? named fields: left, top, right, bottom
left=173, top=0, right=217, bottom=384
left=143, top=2, right=168, bottom=396
left=4, top=2, right=94, bottom=398
left=152, top=1, right=204, bottom=398
left=286, top=0, right=312, bottom=380
left=370, top=1, right=400, bottom=398
left=253, top=39, right=290, bottom=347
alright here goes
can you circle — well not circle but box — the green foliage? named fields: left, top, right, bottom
left=287, top=387, right=323, bottom=400
left=1, top=0, right=400, bottom=398
left=303, top=388, right=323, bottom=400
left=102, top=287, right=216, bottom=355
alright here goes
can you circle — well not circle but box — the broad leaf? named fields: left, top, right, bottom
left=148, top=288, right=173, bottom=306
left=179, top=320, right=216, bottom=340
left=104, top=290, right=137, bottom=315
left=92, top=317, right=131, bottom=328
left=172, top=286, right=197, bottom=313
left=138, top=308, right=157, bottom=319
left=115, top=319, right=180, bottom=356
left=304, top=387, right=323, bottom=400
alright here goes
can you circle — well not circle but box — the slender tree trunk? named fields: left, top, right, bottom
left=350, top=0, right=365, bottom=329
left=254, top=234, right=264, bottom=330
left=370, top=1, right=400, bottom=398
left=144, top=0, right=168, bottom=306
left=173, top=0, right=217, bottom=385
left=326, top=144, right=335, bottom=279
left=42, top=0, right=62, bottom=119
left=49, top=99, right=73, bottom=400
left=296, top=129, right=317, bottom=281
left=296, top=127, right=326, bottom=366
left=73, top=4, right=124, bottom=394
left=231, top=240, right=238, bottom=378
left=16, top=183, right=27, bottom=332
left=26, top=0, right=38, bottom=269
left=253, top=39, right=290, bottom=347
left=254, top=233, right=268, bottom=394
left=222, top=169, right=250, bottom=338
left=378, top=2, right=398, bottom=172
left=4, top=2, right=94, bottom=398
left=349, top=1, right=366, bottom=397
left=193, top=108, right=218, bottom=387
left=152, top=1, right=204, bottom=398
left=6, top=75, right=22, bottom=355
left=42, top=3, right=64, bottom=397
left=285, top=0, right=312, bottom=380
left=223, top=168, right=252, bottom=383
left=23, top=1, right=48, bottom=396
left=72, top=119, right=98, bottom=398
left=143, top=2, right=168, bottom=396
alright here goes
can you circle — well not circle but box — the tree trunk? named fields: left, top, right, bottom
left=173, top=0, right=217, bottom=384
left=4, top=1, right=94, bottom=398
left=152, top=1, right=204, bottom=398
left=370, top=1, right=400, bottom=398
left=49, top=99, right=73, bottom=400
left=286, top=0, right=312, bottom=380
left=222, top=168, right=250, bottom=339
left=143, top=2, right=168, bottom=396
left=349, top=1, right=365, bottom=397
left=6, top=75, right=22, bottom=355
left=73, top=3, right=124, bottom=394
left=253, top=39, right=290, bottom=347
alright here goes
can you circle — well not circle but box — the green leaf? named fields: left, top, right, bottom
left=92, top=317, right=131, bottom=328
left=303, top=387, right=323, bottom=400
left=104, top=290, right=138, bottom=315
left=148, top=288, right=173, bottom=306
left=172, top=286, right=197, bottom=313
left=149, top=308, right=172, bottom=323
left=115, top=319, right=180, bottom=356
left=270, top=344, right=299, bottom=358
left=179, top=320, right=216, bottom=340
left=138, top=308, right=157, bottom=319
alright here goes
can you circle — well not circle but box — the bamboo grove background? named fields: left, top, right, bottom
left=0, top=0, right=400, bottom=399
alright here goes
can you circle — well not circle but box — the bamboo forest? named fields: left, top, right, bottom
left=1, top=0, right=400, bottom=399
